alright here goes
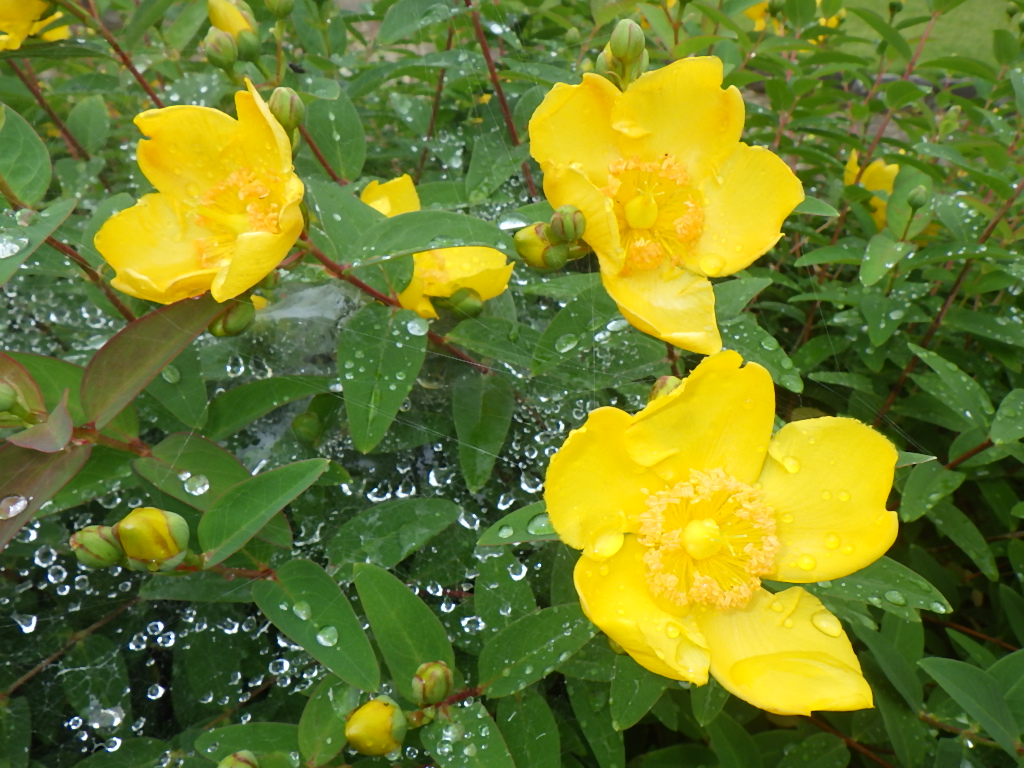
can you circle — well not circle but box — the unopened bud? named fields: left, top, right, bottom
left=514, top=223, right=553, bottom=267
left=345, top=697, right=407, bottom=757
left=208, top=0, right=256, bottom=38
left=268, top=87, right=305, bottom=133
left=594, top=48, right=613, bottom=78
left=115, top=507, right=190, bottom=572
left=445, top=287, right=484, bottom=318
left=203, top=27, right=237, bottom=69
left=889, top=1, right=903, bottom=15
left=70, top=525, right=125, bottom=569
left=291, top=411, right=322, bottom=444
left=564, top=27, right=580, bottom=45
left=907, top=185, right=930, bottom=210
left=266, top=0, right=295, bottom=18
left=0, top=382, right=17, bottom=413
left=411, top=661, right=454, bottom=706
left=549, top=205, right=586, bottom=244
left=609, top=19, right=645, bottom=63
left=542, top=243, right=570, bottom=271
left=209, top=299, right=257, bottom=337
left=217, top=751, right=259, bottom=768
left=648, top=375, right=682, bottom=402
left=235, top=28, right=261, bottom=62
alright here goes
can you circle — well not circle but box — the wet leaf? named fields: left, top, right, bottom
left=452, top=371, right=513, bottom=491
left=422, top=701, right=516, bottom=768
left=0, top=104, right=51, bottom=205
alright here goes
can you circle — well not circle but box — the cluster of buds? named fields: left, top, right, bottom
left=71, top=507, right=191, bottom=573
left=595, top=19, right=649, bottom=90
left=209, top=297, right=258, bottom=337
left=344, top=661, right=454, bottom=757
left=514, top=205, right=589, bottom=271
left=205, top=0, right=259, bottom=67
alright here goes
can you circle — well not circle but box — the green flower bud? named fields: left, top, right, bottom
left=235, top=28, right=261, bottom=62
left=594, top=47, right=614, bottom=79
left=648, top=375, right=682, bottom=403
left=411, top=660, right=454, bottom=706
left=70, top=525, right=126, bottom=569
left=268, top=87, right=306, bottom=133
left=291, top=411, right=322, bottom=444
left=209, top=299, right=257, bottom=337
left=266, top=0, right=295, bottom=18
left=888, top=1, right=903, bottom=15
left=514, top=223, right=553, bottom=268
left=345, top=696, right=407, bottom=757
left=203, top=27, right=237, bottom=70
left=609, top=19, right=645, bottom=64
left=906, top=185, right=930, bottom=211
left=549, top=205, right=587, bottom=244
left=542, top=243, right=570, bottom=271
left=564, top=27, right=581, bottom=45
left=115, top=507, right=190, bottom=573
left=0, top=382, right=17, bottom=413
left=216, top=751, right=259, bottom=768
left=768, top=0, right=785, bottom=15
left=445, top=287, right=484, bottom=318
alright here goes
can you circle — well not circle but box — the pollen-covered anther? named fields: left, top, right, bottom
left=638, top=467, right=779, bottom=610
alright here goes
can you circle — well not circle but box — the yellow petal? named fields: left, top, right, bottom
left=32, top=12, right=68, bottom=41
left=744, top=2, right=768, bottom=29
left=575, top=536, right=710, bottom=684
left=697, top=587, right=873, bottom=715
left=758, top=417, right=898, bottom=582
left=545, top=407, right=666, bottom=556
left=613, top=58, right=745, bottom=181
left=687, top=143, right=804, bottom=277
left=208, top=0, right=253, bottom=37
left=397, top=274, right=438, bottom=319
left=235, top=80, right=295, bottom=178
left=529, top=73, right=622, bottom=187
left=860, top=158, right=899, bottom=196
left=0, top=0, right=48, bottom=49
left=540, top=165, right=623, bottom=271
left=600, top=268, right=721, bottom=355
left=843, top=150, right=860, bottom=187
left=95, top=193, right=218, bottom=303
left=360, top=175, right=421, bottom=217
left=625, top=350, right=774, bottom=484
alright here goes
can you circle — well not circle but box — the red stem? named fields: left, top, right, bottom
left=298, top=125, right=348, bottom=185
left=7, top=60, right=89, bottom=160
left=415, top=26, right=455, bottom=183
left=45, top=237, right=138, bottom=323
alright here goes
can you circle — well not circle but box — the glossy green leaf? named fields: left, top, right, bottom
left=478, top=501, right=558, bottom=546
left=252, top=560, right=379, bottom=691
left=139, top=570, right=253, bottom=603
left=298, top=675, right=357, bottom=766
left=793, top=197, right=839, bottom=217
left=479, top=603, right=597, bottom=697
left=777, top=733, right=849, bottom=768
left=918, top=657, right=1020, bottom=757
left=304, top=93, right=365, bottom=182
left=900, top=460, right=964, bottom=522
left=811, top=556, right=951, bottom=615
left=610, top=654, right=669, bottom=730
left=452, top=371, right=513, bottom=491
left=377, top=0, right=463, bottom=43
left=851, top=624, right=922, bottom=709
left=690, top=676, right=730, bottom=727
left=0, top=697, right=29, bottom=768
left=706, top=712, right=763, bottom=768
left=193, top=723, right=299, bottom=763
left=353, top=562, right=455, bottom=701
left=203, top=375, right=332, bottom=440
left=66, top=95, right=110, bottom=154
left=143, top=344, right=207, bottom=430
left=567, top=678, right=624, bottom=768
left=0, top=104, right=51, bottom=205
left=860, top=233, right=912, bottom=287
left=338, top=303, right=427, bottom=452
left=199, top=459, right=328, bottom=565
left=496, top=689, right=560, bottom=768
left=945, top=308, right=1024, bottom=350
left=713, top=276, right=773, bottom=319
left=465, top=132, right=530, bottom=205
left=908, top=343, right=994, bottom=430
left=0, top=198, right=76, bottom=287
left=71, top=738, right=168, bottom=768
left=421, top=701, right=517, bottom=768
left=326, top=497, right=462, bottom=577
left=992, top=389, right=1024, bottom=445
left=532, top=284, right=619, bottom=374
left=719, top=314, right=803, bottom=393
left=353, top=210, right=512, bottom=262
left=447, top=317, right=541, bottom=370
left=928, top=501, right=999, bottom=581
left=476, top=549, right=537, bottom=638
left=847, top=8, right=912, bottom=60
left=80, top=294, right=222, bottom=429
left=134, top=432, right=251, bottom=512
left=306, top=178, right=384, bottom=262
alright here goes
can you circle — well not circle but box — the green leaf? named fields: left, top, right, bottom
left=452, top=371, right=513, bottom=491
left=793, top=241, right=865, bottom=268
left=298, top=676, right=358, bottom=767
left=476, top=549, right=537, bottom=636
left=713, top=276, right=773, bottom=319
left=994, top=29, right=1020, bottom=67
left=80, top=294, right=223, bottom=429
left=0, top=198, right=76, bottom=287
left=60, top=635, right=132, bottom=736
left=338, top=303, right=427, bottom=452
left=134, top=432, right=251, bottom=512
left=326, top=497, right=462, bottom=578
left=909, top=343, right=995, bottom=428
left=7, top=389, right=72, bottom=452
left=847, top=8, right=912, bottom=61
left=0, top=104, right=51, bottom=205
left=706, top=712, right=763, bottom=768
left=719, top=314, right=803, bottom=393
left=690, top=676, right=730, bottom=727
left=252, top=560, right=379, bottom=691
left=851, top=624, right=922, bottom=709
left=447, top=317, right=541, bottom=370
left=72, top=739, right=168, bottom=768
left=532, top=284, right=620, bottom=374
left=610, top=654, right=669, bottom=730
left=199, top=459, right=329, bottom=565
left=353, top=562, right=455, bottom=701
left=496, top=690, right=560, bottom=768
left=0, top=697, right=30, bottom=768
left=465, top=132, right=530, bottom=205
left=421, top=702, right=517, bottom=768
left=122, top=0, right=177, bottom=49
left=139, top=570, right=253, bottom=603
left=306, top=179, right=384, bottom=262
left=567, top=679, right=625, bottom=768
left=377, top=0, right=463, bottom=43
left=203, top=375, right=332, bottom=440
left=794, top=197, right=840, bottom=217
left=777, top=733, right=849, bottom=768
left=814, top=556, right=951, bottom=615
left=478, top=603, right=597, bottom=697
left=944, top=308, right=1024, bottom=350
left=66, top=95, right=110, bottom=154
left=918, top=658, right=1021, bottom=758
left=928, top=501, right=999, bottom=581
left=193, top=723, right=299, bottom=763
left=143, top=344, right=207, bottom=430
left=478, top=501, right=558, bottom=546
left=900, top=460, right=964, bottom=522
left=353, top=210, right=511, bottom=262
left=993, top=389, right=1024, bottom=445
left=860, top=233, right=912, bottom=287
left=304, top=93, right=365, bottom=182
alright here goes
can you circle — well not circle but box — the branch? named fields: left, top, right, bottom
left=298, top=125, right=348, bottom=186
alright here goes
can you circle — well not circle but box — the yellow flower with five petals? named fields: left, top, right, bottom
left=95, top=81, right=304, bottom=304
left=359, top=175, right=514, bottom=319
left=529, top=57, right=803, bottom=356
left=0, top=0, right=68, bottom=51
left=845, top=149, right=899, bottom=232
left=545, top=350, right=898, bottom=715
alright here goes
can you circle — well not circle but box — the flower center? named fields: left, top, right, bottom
left=194, top=169, right=282, bottom=236
left=601, top=156, right=705, bottom=274
left=637, top=468, right=779, bottom=610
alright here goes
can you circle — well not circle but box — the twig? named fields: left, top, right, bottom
left=415, top=26, right=455, bottom=183
left=45, top=237, right=138, bottom=323
left=925, top=616, right=1017, bottom=651
left=806, top=715, right=897, bottom=768
left=298, top=125, right=348, bottom=186
left=7, top=60, right=89, bottom=160
left=946, top=438, right=994, bottom=470
left=919, top=712, right=1024, bottom=753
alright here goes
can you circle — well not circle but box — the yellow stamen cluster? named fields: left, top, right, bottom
left=197, top=169, right=281, bottom=235
left=601, top=155, right=705, bottom=274
left=637, top=467, right=779, bottom=609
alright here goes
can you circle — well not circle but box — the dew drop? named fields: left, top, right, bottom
left=811, top=610, right=843, bottom=637
left=837, top=490, right=851, bottom=501
left=782, top=456, right=801, bottom=473
left=292, top=601, right=311, bottom=621
left=824, top=532, right=841, bottom=550
left=406, top=317, right=429, bottom=336
left=183, top=474, right=209, bottom=496
left=496, top=525, right=514, bottom=539
left=526, top=513, right=553, bottom=535
left=315, top=626, right=338, bottom=646
left=797, top=554, right=817, bottom=571
left=883, top=590, right=906, bottom=606
left=0, top=495, right=30, bottom=519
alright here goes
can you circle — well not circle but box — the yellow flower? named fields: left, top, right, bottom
left=845, top=149, right=899, bottom=232
left=545, top=351, right=898, bottom=715
left=115, top=507, right=190, bottom=571
left=95, top=81, right=304, bottom=304
left=529, top=57, right=803, bottom=356
left=344, top=697, right=406, bottom=756
left=359, top=175, right=514, bottom=319
left=0, top=0, right=68, bottom=50
left=207, top=0, right=255, bottom=39
left=743, top=2, right=783, bottom=34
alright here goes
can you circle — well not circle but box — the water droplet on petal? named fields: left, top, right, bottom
left=797, top=555, right=817, bottom=571
left=589, top=531, right=624, bottom=560
left=782, top=456, right=801, bottom=473
left=824, top=533, right=841, bottom=550
left=811, top=610, right=843, bottom=637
